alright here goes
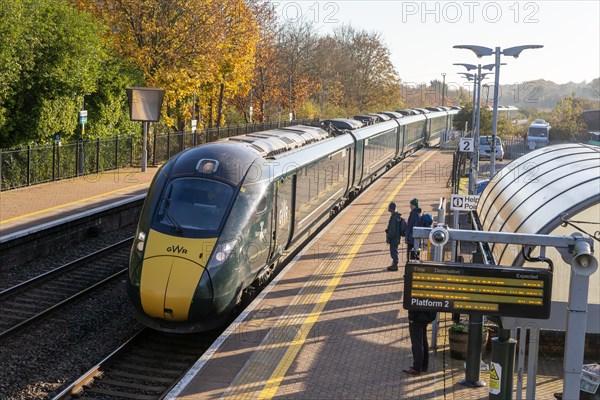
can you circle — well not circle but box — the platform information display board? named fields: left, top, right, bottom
left=403, top=261, right=552, bottom=319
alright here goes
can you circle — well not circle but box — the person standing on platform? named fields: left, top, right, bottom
left=405, top=198, right=422, bottom=262
left=404, top=309, right=436, bottom=375
left=385, top=202, right=403, bottom=271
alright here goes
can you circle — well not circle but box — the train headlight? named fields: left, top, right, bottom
left=135, top=231, right=146, bottom=253
left=210, top=240, right=237, bottom=268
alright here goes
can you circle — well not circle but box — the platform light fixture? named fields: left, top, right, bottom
left=454, top=44, right=543, bottom=177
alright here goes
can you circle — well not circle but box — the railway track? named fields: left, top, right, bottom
left=0, top=238, right=133, bottom=339
left=52, top=328, right=220, bottom=400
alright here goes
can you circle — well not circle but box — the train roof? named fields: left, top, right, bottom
left=224, top=125, right=329, bottom=158
left=353, top=114, right=378, bottom=123
left=162, top=142, right=260, bottom=186
left=321, top=118, right=364, bottom=130
left=367, top=113, right=392, bottom=121
left=395, top=109, right=418, bottom=116
left=477, top=143, right=600, bottom=265
left=378, top=111, right=404, bottom=119
left=265, top=134, right=354, bottom=176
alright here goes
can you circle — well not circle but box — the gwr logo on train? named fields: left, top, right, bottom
left=167, top=245, right=188, bottom=254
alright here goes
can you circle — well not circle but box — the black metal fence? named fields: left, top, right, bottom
left=0, top=119, right=319, bottom=191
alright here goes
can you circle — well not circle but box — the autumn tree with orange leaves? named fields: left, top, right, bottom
left=77, top=0, right=258, bottom=130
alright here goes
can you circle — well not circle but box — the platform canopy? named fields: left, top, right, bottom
left=476, top=143, right=600, bottom=331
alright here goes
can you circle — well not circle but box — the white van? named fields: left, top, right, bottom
left=479, top=135, right=504, bottom=160
left=527, top=122, right=550, bottom=149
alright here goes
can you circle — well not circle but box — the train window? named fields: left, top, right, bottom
left=155, top=177, right=233, bottom=233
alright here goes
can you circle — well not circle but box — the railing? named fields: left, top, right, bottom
left=0, top=119, right=318, bottom=191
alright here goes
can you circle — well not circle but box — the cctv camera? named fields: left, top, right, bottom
left=571, top=239, right=598, bottom=276
left=429, top=227, right=449, bottom=247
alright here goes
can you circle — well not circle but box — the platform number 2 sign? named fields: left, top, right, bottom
left=459, top=138, right=474, bottom=153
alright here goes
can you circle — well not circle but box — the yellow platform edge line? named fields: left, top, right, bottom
left=0, top=182, right=148, bottom=224
left=257, top=151, right=436, bottom=399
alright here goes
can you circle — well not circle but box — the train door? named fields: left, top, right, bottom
left=247, top=188, right=274, bottom=274
left=399, top=125, right=406, bottom=157
left=274, top=175, right=294, bottom=256
left=353, top=141, right=364, bottom=188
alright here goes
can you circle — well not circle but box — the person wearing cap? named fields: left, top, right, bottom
left=385, top=202, right=402, bottom=271
left=405, top=198, right=422, bottom=262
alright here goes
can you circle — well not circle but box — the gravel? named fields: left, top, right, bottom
left=0, top=224, right=144, bottom=400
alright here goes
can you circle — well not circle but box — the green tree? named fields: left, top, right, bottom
left=549, top=94, right=588, bottom=140
left=453, top=103, right=493, bottom=134
left=0, top=1, right=27, bottom=135
left=0, top=0, right=107, bottom=147
left=84, top=55, right=143, bottom=139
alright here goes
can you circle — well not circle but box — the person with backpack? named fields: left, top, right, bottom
left=404, top=309, right=437, bottom=375
left=385, top=202, right=405, bottom=271
left=405, top=198, right=422, bottom=262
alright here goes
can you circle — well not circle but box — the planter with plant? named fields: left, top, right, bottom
left=448, top=322, right=490, bottom=360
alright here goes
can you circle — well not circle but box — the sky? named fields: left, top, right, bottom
left=273, top=1, right=600, bottom=87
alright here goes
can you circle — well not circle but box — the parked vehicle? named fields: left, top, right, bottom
left=527, top=121, right=550, bottom=149
left=479, top=135, right=504, bottom=160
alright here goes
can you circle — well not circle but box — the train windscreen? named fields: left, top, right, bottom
left=155, top=178, right=234, bottom=233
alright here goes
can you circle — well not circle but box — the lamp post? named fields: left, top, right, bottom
left=441, top=72, right=446, bottom=106
left=458, top=72, right=476, bottom=136
left=483, top=84, right=492, bottom=108
left=455, top=63, right=493, bottom=195
left=458, top=72, right=477, bottom=195
left=454, top=45, right=543, bottom=178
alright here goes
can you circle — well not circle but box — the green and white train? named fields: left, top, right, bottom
left=128, top=107, right=459, bottom=332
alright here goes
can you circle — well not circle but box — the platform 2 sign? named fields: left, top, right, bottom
left=403, top=261, right=552, bottom=319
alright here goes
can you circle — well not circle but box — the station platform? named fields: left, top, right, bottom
left=0, top=166, right=158, bottom=237
left=0, top=149, right=568, bottom=399
left=165, top=149, right=566, bottom=400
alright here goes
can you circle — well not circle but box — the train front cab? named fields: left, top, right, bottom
left=128, top=147, right=268, bottom=332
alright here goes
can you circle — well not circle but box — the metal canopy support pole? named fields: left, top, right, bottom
left=451, top=210, right=460, bottom=261
left=490, top=47, right=501, bottom=179
left=526, top=324, right=541, bottom=400
left=515, top=327, right=526, bottom=399
left=563, top=271, right=592, bottom=399
left=468, top=81, right=477, bottom=195
left=430, top=198, right=446, bottom=350
left=142, top=121, right=148, bottom=172
left=473, top=66, right=482, bottom=186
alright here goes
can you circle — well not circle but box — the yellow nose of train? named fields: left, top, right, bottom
left=139, top=230, right=217, bottom=321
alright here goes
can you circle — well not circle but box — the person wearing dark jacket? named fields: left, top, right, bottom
left=385, top=202, right=402, bottom=271
left=403, top=309, right=436, bottom=375
left=405, top=198, right=422, bottom=262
